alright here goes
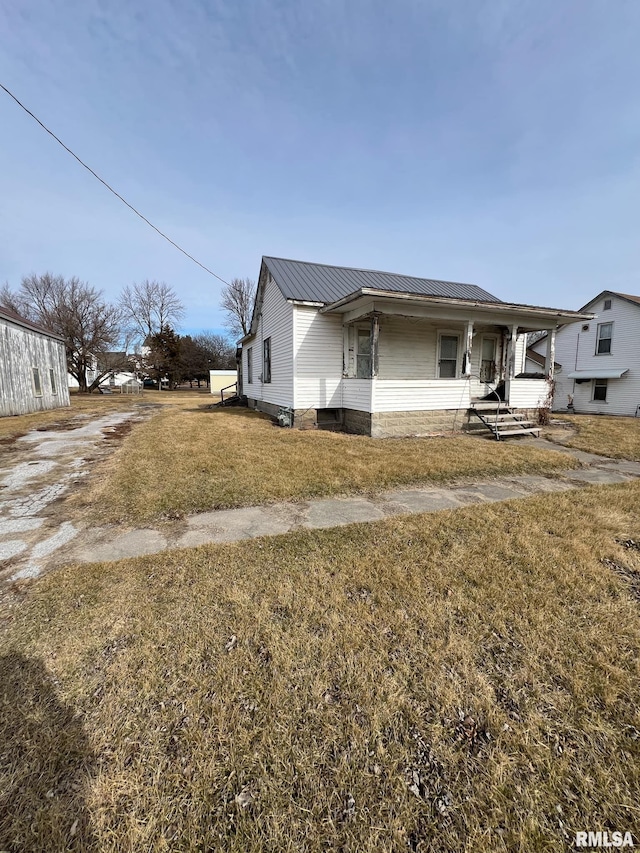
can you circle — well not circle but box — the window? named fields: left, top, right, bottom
left=356, top=329, right=371, bottom=378
left=438, top=334, right=459, bottom=378
left=32, top=367, right=42, bottom=396
left=49, top=368, right=57, bottom=395
left=603, top=298, right=612, bottom=310
left=593, top=378, right=607, bottom=401
left=263, top=337, right=271, bottom=383
left=596, top=322, right=613, bottom=354
left=247, top=347, right=253, bottom=384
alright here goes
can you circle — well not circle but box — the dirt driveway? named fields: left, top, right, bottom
left=0, top=404, right=157, bottom=583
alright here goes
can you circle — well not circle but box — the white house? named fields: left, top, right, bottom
left=0, top=307, right=71, bottom=416
left=529, top=290, right=640, bottom=416
left=238, top=257, right=592, bottom=438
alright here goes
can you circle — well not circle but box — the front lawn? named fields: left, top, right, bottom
left=2, top=482, right=639, bottom=851
left=558, top=414, right=640, bottom=461
left=81, top=405, right=578, bottom=523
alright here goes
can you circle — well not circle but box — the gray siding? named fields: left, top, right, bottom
left=0, top=317, right=70, bottom=417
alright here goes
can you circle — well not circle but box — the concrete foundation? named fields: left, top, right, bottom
left=246, top=398, right=539, bottom=438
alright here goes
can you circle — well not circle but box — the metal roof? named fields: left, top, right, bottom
left=262, top=256, right=501, bottom=305
left=0, top=306, right=65, bottom=341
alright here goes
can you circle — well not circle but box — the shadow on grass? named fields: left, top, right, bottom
left=0, top=652, right=96, bottom=852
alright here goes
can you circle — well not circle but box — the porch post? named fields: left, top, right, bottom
left=545, top=327, right=556, bottom=381
left=506, top=324, right=518, bottom=379
left=463, top=320, right=474, bottom=376
left=370, top=313, right=379, bottom=378
left=505, top=324, right=518, bottom=403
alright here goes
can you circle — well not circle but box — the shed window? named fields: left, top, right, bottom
left=247, top=347, right=253, bottom=384
left=596, top=323, right=612, bottom=354
left=593, top=378, right=607, bottom=401
left=263, top=337, right=271, bottom=383
left=438, top=334, right=459, bottom=378
left=49, top=368, right=57, bottom=395
left=32, top=367, right=42, bottom=396
left=356, top=329, right=371, bottom=379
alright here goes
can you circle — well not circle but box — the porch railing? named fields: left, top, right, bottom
left=220, top=382, right=237, bottom=403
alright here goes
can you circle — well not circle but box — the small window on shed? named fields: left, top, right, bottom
left=33, top=367, right=42, bottom=396
left=49, top=368, right=57, bottom=395
left=603, top=298, right=612, bottom=310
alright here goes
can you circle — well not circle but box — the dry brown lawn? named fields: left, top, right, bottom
left=2, top=483, right=639, bottom=851
left=82, top=405, right=578, bottom=523
left=558, top=414, right=640, bottom=461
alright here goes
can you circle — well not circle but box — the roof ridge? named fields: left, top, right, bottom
left=262, top=255, right=491, bottom=293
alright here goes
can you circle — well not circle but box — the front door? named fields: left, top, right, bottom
left=480, top=337, right=497, bottom=384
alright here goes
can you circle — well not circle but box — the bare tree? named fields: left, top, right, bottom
left=2, top=273, right=124, bottom=392
left=120, top=280, right=185, bottom=347
left=220, top=277, right=256, bottom=339
left=194, top=331, right=236, bottom=369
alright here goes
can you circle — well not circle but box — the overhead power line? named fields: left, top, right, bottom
left=0, top=81, right=230, bottom=285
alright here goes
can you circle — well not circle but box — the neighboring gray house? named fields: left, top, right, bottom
left=529, top=290, right=640, bottom=416
left=239, top=257, right=591, bottom=437
left=0, top=307, right=71, bottom=417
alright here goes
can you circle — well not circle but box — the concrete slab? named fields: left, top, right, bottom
left=380, top=489, right=463, bottom=513
left=304, top=498, right=385, bottom=529
left=469, top=482, right=530, bottom=502
left=74, top=528, right=168, bottom=562
left=510, top=475, right=579, bottom=494
left=596, top=460, right=640, bottom=477
left=0, top=540, right=28, bottom=561
left=566, top=469, right=632, bottom=485
left=185, top=506, right=294, bottom=541
left=0, top=517, right=45, bottom=535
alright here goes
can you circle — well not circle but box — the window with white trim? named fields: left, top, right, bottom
left=438, top=334, right=459, bottom=378
left=32, top=367, right=42, bottom=396
left=596, top=322, right=612, bottom=354
left=247, top=347, right=253, bottom=384
left=593, top=378, right=607, bottom=401
left=49, top=368, right=57, bottom=395
left=263, top=337, right=271, bottom=383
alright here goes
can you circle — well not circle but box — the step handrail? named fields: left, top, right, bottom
left=468, top=373, right=504, bottom=438
left=220, top=381, right=237, bottom=404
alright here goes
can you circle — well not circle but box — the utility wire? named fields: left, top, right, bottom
left=0, top=81, right=230, bottom=285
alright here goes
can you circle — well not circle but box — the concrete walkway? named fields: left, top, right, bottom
left=2, top=416, right=640, bottom=582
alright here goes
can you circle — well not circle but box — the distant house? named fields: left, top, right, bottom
left=0, top=307, right=71, bottom=417
left=529, top=290, right=640, bottom=416
left=238, top=257, right=592, bottom=437
left=67, top=351, right=141, bottom=392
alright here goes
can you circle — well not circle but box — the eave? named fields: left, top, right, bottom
left=319, top=288, right=594, bottom=330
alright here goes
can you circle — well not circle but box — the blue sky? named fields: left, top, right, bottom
left=1, top=0, right=639, bottom=335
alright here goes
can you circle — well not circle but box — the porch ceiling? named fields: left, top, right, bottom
left=321, top=289, right=594, bottom=331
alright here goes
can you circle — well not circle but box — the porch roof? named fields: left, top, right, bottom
left=320, top=289, right=594, bottom=331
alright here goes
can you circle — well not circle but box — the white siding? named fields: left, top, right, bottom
left=242, top=274, right=294, bottom=407
left=342, top=379, right=372, bottom=411
left=508, top=378, right=550, bottom=409
left=373, top=379, right=471, bottom=412
left=0, top=318, right=70, bottom=417
left=293, top=306, right=343, bottom=408
left=532, top=295, right=640, bottom=415
left=378, top=318, right=437, bottom=378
